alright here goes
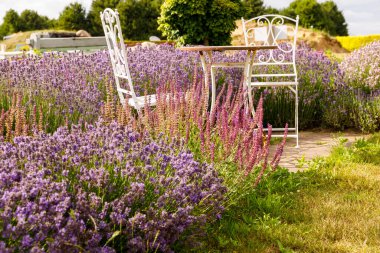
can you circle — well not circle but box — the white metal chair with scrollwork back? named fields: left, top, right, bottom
left=100, top=8, right=157, bottom=112
left=242, top=14, right=300, bottom=147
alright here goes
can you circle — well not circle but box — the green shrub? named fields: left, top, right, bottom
left=158, top=0, right=243, bottom=45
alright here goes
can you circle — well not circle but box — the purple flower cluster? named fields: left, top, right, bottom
left=0, top=52, right=108, bottom=119
left=0, top=121, right=225, bottom=252
left=1, top=43, right=348, bottom=132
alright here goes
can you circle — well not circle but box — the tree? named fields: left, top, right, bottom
left=264, top=6, right=280, bottom=15
left=282, top=0, right=348, bottom=36
left=282, top=0, right=327, bottom=30
left=19, top=10, right=50, bottom=31
left=0, top=9, right=21, bottom=38
left=58, top=3, right=88, bottom=31
left=117, top=0, right=163, bottom=40
left=321, top=1, right=348, bottom=36
left=241, top=0, right=265, bottom=19
left=87, top=0, right=121, bottom=36
left=158, top=0, right=243, bottom=45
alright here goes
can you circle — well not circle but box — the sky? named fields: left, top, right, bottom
left=264, top=0, right=380, bottom=35
left=0, top=0, right=379, bottom=36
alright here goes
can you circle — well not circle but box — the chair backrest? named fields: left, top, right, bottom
left=100, top=8, right=137, bottom=106
left=242, top=14, right=299, bottom=81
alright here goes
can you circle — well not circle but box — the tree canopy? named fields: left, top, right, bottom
left=0, top=0, right=349, bottom=42
left=241, top=0, right=265, bottom=19
left=158, top=0, right=243, bottom=45
left=116, top=0, right=163, bottom=40
left=282, top=0, right=348, bottom=36
left=0, top=9, right=20, bottom=38
left=58, top=3, right=88, bottom=31
left=320, top=0, right=348, bottom=36
left=19, top=10, right=51, bottom=31
left=87, top=0, right=121, bottom=36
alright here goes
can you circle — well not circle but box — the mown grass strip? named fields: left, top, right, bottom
left=196, top=134, right=380, bottom=252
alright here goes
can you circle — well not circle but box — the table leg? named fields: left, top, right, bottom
left=199, top=51, right=214, bottom=111
left=205, top=52, right=215, bottom=111
left=243, top=50, right=256, bottom=115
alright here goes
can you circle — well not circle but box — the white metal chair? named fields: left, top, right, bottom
left=242, top=14, right=299, bottom=147
left=100, top=8, right=157, bottom=112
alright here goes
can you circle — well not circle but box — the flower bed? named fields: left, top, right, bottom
left=0, top=122, right=225, bottom=252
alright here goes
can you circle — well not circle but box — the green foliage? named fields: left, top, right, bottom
left=0, top=9, right=54, bottom=38
left=58, top=2, right=88, bottom=31
left=87, top=0, right=121, bottom=36
left=336, top=35, right=380, bottom=51
left=87, top=0, right=163, bottom=39
left=320, top=1, right=348, bottom=36
left=264, top=6, right=280, bottom=15
left=282, top=0, right=348, bottom=36
left=241, top=0, right=265, bottom=19
left=195, top=133, right=380, bottom=252
left=19, top=10, right=51, bottom=31
left=117, top=0, right=163, bottom=40
left=350, top=134, right=380, bottom=165
left=283, top=0, right=327, bottom=30
left=0, top=9, right=21, bottom=38
left=158, top=0, right=243, bottom=45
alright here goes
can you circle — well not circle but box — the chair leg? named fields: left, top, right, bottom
left=247, top=85, right=255, bottom=117
left=210, top=66, right=216, bottom=110
left=244, top=52, right=255, bottom=116
left=115, top=77, right=126, bottom=106
left=295, top=85, right=299, bottom=148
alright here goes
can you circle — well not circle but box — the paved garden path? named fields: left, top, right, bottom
left=272, top=130, right=368, bottom=172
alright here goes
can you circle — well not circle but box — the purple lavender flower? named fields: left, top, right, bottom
left=0, top=121, right=225, bottom=252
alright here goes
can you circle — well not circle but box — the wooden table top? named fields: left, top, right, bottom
left=179, top=45, right=277, bottom=52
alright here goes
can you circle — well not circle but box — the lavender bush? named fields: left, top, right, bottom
left=0, top=52, right=110, bottom=133
left=0, top=121, right=225, bottom=252
left=0, top=43, right=355, bottom=134
left=103, top=73, right=288, bottom=188
left=322, top=41, right=380, bottom=132
left=340, top=41, right=380, bottom=90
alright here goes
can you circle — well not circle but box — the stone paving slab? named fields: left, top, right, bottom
left=270, top=131, right=368, bottom=172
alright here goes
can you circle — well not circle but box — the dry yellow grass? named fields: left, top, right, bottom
left=231, top=20, right=348, bottom=53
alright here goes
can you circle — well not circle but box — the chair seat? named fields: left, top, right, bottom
left=127, top=92, right=192, bottom=109
left=128, top=94, right=157, bottom=109
left=249, top=81, right=298, bottom=87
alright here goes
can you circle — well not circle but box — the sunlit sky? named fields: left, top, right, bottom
left=0, top=0, right=379, bottom=35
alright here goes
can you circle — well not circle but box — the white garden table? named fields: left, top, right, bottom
left=179, top=45, right=277, bottom=111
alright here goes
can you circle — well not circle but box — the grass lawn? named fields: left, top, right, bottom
left=200, top=133, right=380, bottom=252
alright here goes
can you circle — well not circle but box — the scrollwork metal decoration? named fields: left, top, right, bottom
left=242, top=14, right=299, bottom=64
left=100, top=8, right=137, bottom=107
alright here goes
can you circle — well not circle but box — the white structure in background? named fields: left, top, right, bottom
left=26, top=33, right=106, bottom=51
left=149, top=36, right=161, bottom=42
left=0, top=43, right=26, bottom=60
left=100, top=8, right=157, bottom=112
left=241, top=14, right=300, bottom=147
